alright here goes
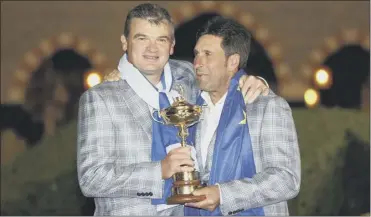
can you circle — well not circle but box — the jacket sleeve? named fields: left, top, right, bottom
left=77, top=89, right=164, bottom=198
left=218, top=96, right=301, bottom=215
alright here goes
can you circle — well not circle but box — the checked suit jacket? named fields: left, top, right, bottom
left=195, top=91, right=301, bottom=216
left=77, top=59, right=198, bottom=215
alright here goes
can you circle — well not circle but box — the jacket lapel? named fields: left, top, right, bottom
left=205, top=132, right=216, bottom=175
left=119, top=80, right=153, bottom=141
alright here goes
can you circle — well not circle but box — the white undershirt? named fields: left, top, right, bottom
left=199, top=91, right=227, bottom=168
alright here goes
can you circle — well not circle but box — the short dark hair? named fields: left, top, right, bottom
left=123, top=3, right=174, bottom=39
left=196, top=16, right=252, bottom=69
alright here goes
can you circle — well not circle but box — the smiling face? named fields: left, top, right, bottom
left=121, top=18, right=175, bottom=84
left=193, top=34, right=239, bottom=102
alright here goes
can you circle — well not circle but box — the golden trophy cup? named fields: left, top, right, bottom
left=156, top=94, right=206, bottom=204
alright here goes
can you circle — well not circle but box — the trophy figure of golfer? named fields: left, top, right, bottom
left=154, top=88, right=206, bottom=204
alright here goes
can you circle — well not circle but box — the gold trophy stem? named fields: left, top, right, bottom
left=178, top=123, right=188, bottom=147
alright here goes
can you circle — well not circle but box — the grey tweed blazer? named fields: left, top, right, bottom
left=77, top=59, right=198, bottom=216
left=195, top=91, right=301, bottom=216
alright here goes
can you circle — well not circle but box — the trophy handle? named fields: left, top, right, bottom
left=151, top=110, right=165, bottom=124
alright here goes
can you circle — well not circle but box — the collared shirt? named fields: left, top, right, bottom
left=199, top=91, right=227, bottom=167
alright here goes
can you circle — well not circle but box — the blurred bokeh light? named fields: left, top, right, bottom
left=314, top=67, right=332, bottom=89
left=85, top=72, right=101, bottom=88
left=304, top=88, right=320, bottom=108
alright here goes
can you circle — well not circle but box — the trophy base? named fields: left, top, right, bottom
left=166, top=170, right=206, bottom=205
left=167, top=194, right=206, bottom=204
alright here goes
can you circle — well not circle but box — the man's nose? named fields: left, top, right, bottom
left=146, top=41, right=158, bottom=52
left=193, top=56, right=203, bottom=69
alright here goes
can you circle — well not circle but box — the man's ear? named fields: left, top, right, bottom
left=169, top=39, right=176, bottom=55
left=227, top=54, right=240, bottom=72
left=120, top=35, right=128, bottom=52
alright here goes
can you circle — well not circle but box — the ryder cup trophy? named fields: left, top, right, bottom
left=155, top=92, right=206, bottom=204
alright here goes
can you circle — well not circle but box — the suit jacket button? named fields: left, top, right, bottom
left=145, top=192, right=150, bottom=196
left=149, top=192, right=153, bottom=196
